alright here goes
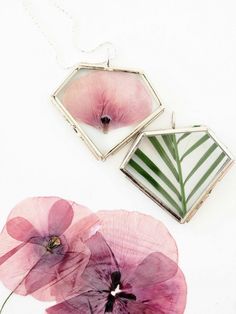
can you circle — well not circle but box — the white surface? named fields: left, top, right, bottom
left=0, top=1, right=236, bottom=313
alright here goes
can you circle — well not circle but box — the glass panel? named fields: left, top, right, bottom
left=125, top=130, right=230, bottom=220
left=55, top=67, right=162, bottom=156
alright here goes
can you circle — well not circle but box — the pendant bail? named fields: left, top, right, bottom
left=172, top=111, right=176, bottom=129
left=105, top=41, right=116, bottom=68
left=107, top=56, right=110, bottom=68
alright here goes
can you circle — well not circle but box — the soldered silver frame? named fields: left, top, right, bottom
left=120, top=126, right=234, bottom=223
left=51, top=63, right=164, bottom=160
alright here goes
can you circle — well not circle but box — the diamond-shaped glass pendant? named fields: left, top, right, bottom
left=121, top=126, right=234, bottom=223
left=52, top=64, right=164, bottom=160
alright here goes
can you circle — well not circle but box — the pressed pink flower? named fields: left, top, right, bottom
left=46, top=211, right=187, bottom=313
left=63, top=70, right=153, bottom=133
left=0, top=197, right=100, bottom=301
left=46, top=232, right=187, bottom=314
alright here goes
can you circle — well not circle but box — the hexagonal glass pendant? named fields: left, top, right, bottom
left=121, top=126, right=234, bottom=223
left=52, top=64, right=164, bottom=160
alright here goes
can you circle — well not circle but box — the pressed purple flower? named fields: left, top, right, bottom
left=46, top=211, right=187, bottom=314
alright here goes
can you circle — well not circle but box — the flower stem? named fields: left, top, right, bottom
left=0, top=291, right=14, bottom=314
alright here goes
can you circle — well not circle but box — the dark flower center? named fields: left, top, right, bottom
left=101, top=115, right=111, bottom=125
left=100, top=115, right=111, bottom=133
left=105, top=271, right=136, bottom=312
left=46, top=236, right=61, bottom=253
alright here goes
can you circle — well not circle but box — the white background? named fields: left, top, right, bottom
left=0, top=1, right=236, bottom=313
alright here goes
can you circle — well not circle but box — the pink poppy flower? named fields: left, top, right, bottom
left=0, top=197, right=100, bottom=301
left=63, top=70, right=153, bottom=133
left=46, top=211, right=187, bottom=313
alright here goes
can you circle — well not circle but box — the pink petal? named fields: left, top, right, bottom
left=114, top=300, right=149, bottom=313
left=3, top=197, right=96, bottom=237
left=126, top=252, right=178, bottom=289
left=46, top=299, right=84, bottom=314
left=0, top=243, right=26, bottom=266
left=48, top=199, right=74, bottom=236
left=63, top=70, right=153, bottom=132
left=4, top=197, right=66, bottom=236
left=0, top=241, right=47, bottom=296
left=6, top=217, right=40, bottom=242
left=125, top=302, right=153, bottom=314
left=34, top=214, right=100, bottom=301
left=135, top=268, right=187, bottom=314
left=97, top=210, right=178, bottom=273
left=24, top=253, right=64, bottom=294
left=125, top=253, right=187, bottom=314
left=65, top=214, right=101, bottom=243
left=47, top=232, right=118, bottom=302
left=37, top=240, right=90, bottom=302
left=46, top=293, right=106, bottom=314
left=78, top=232, right=119, bottom=292
left=46, top=301, right=79, bottom=314
left=24, top=234, right=71, bottom=296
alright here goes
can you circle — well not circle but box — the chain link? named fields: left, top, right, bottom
left=22, top=0, right=116, bottom=70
